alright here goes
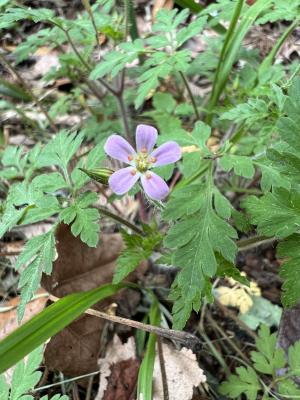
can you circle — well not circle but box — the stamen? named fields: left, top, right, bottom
left=146, top=172, right=152, bottom=180
left=128, top=154, right=133, bottom=161
left=131, top=169, right=137, bottom=176
left=150, top=156, right=157, bottom=163
left=141, top=147, right=147, bottom=153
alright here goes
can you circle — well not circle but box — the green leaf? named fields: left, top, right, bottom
left=10, top=346, right=43, bottom=400
left=278, top=379, right=300, bottom=398
left=15, top=229, right=57, bottom=321
left=239, top=296, right=282, bottom=330
left=243, top=189, right=300, bottom=238
left=219, top=366, right=261, bottom=400
left=277, top=234, right=300, bottom=307
left=0, top=283, right=123, bottom=374
left=250, top=325, right=285, bottom=375
left=31, top=172, right=68, bottom=193
left=113, top=230, right=162, bottom=284
left=71, top=142, right=106, bottom=190
left=288, top=340, right=300, bottom=376
left=38, top=130, right=83, bottom=170
left=216, top=255, right=249, bottom=286
left=256, top=0, right=300, bottom=23
left=164, top=184, right=237, bottom=329
left=220, top=154, right=255, bottom=179
left=256, top=161, right=290, bottom=192
left=59, top=192, right=100, bottom=247
left=220, top=99, right=269, bottom=125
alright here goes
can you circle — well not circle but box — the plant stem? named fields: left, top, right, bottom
left=206, top=0, right=244, bottom=124
left=81, top=0, right=101, bottom=50
left=97, top=205, right=144, bottom=236
left=260, top=19, right=299, bottom=73
left=237, top=235, right=276, bottom=251
left=116, top=94, right=132, bottom=143
left=157, top=337, right=169, bottom=400
left=0, top=53, right=58, bottom=132
left=179, top=71, right=200, bottom=120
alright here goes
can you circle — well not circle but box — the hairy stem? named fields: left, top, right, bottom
left=206, top=0, right=244, bottom=124
left=97, top=206, right=144, bottom=236
left=179, top=71, right=200, bottom=120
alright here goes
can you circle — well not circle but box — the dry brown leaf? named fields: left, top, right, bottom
left=153, top=343, right=206, bottom=400
left=0, top=290, right=48, bottom=384
left=152, top=0, right=174, bottom=19
left=96, top=335, right=137, bottom=400
left=96, top=335, right=206, bottom=400
left=42, top=224, right=147, bottom=378
left=0, top=289, right=48, bottom=340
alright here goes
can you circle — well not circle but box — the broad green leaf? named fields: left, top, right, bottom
left=0, top=283, right=123, bottom=373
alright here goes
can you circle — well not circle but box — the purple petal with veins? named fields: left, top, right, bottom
left=150, top=141, right=181, bottom=167
left=104, top=135, right=136, bottom=164
left=141, top=172, right=169, bottom=200
left=108, top=167, right=140, bottom=195
left=136, top=124, right=158, bottom=153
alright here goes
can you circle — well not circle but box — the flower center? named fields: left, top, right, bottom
left=134, top=151, right=156, bottom=173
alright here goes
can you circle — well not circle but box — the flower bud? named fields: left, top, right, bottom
left=79, top=167, right=114, bottom=185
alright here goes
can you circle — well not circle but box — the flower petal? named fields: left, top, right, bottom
left=150, top=141, right=181, bottom=167
left=136, top=124, right=158, bottom=153
left=141, top=172, right=169, bottom=200
left=109, top=167, right=140, bottom=195
left=104, top=135, right=136, bottom=164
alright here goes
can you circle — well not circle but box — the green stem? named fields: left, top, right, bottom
left=206, top=0, right=244, bottom=124
left=179, top=71, right=200, bottom=120
left=98, top=206, right=144, bottom=236
left=237, top=235, right=275, bottom=251
left=259, top=19, right=299, bottom=74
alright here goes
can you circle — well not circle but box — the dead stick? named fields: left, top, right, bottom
left=49, top=294, right=201, bottom=350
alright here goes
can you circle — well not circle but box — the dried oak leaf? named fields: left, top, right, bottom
left=96, top=335, right=139, bottom=400
left=41, top=224, right=147, bottom=378
left=96, top=335, right=206, bottom=400
left=153, top=343, right=206, bottom=400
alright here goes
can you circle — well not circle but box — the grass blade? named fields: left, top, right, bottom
left=0, top=283, right=123, bottom=373
left=137, top=300, right=161, bottom=400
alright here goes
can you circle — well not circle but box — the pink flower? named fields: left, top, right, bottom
left=104, top=124, right=181, bottom=200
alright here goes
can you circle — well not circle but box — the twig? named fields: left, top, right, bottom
left=157, top=337, right=169, bottom=400
left=48, top=294, right=202, bottom=350
left=0, top=53, right=58, bottom=132
left=206, top=311, right=250, bottom=364
left=215, top=299, right=257, bottom=340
